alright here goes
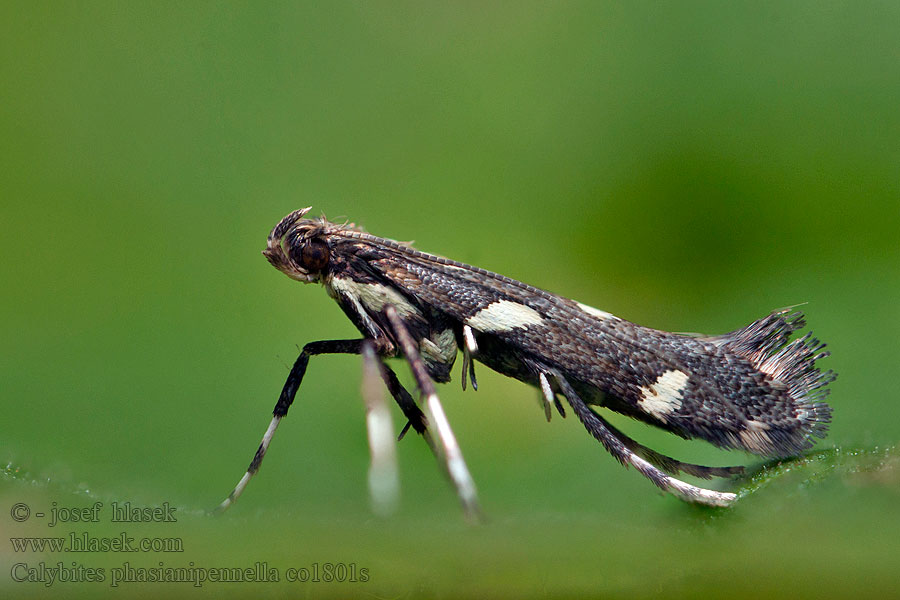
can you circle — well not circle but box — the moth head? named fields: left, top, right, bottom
left=263, top=207, right=332, bottom=283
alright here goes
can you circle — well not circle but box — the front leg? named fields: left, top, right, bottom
left=216, top=338, right=382, bottom=513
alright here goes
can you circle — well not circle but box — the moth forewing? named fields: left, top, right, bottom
left=218, top=209, right=835, bottom=515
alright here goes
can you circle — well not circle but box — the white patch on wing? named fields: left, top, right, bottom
left=329, top=277, right=421, bottom=319
left=575, top=301, right=615, bottom=321
left=466, top=300, right=544, bottom=333
left=638, top=369, right=689, bottom=422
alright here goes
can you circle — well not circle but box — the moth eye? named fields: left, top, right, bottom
left=300, top=238, right=329, bottom=272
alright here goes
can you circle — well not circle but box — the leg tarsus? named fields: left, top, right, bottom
left=599, top=418, right=744, bottom=479
left=554, top=371, right=737, bottom=507
left=217, top=339, right=374, bottom=514
left=215, top=415, right=282, bottom=514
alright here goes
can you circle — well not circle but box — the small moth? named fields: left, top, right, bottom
left=218, top=208, right=835, bottom=516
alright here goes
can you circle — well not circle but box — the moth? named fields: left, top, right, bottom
left=218, top=207, right=835, bottom=516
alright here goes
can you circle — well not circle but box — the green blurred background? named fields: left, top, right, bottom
left=2, top=2, right=898, bottom=598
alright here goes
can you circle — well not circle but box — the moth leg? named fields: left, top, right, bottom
left=361, top=341, right=400, bottom=516
left=372, top=357, right=452, bottom=496
left=596, top=416, right=743, bottom=480
left=535, top=372, right=567, bottom=421
left=537, top=373, right=554, bottom=421
left=216, top=339, right=375, bottom=513
left=520, top=358, right=565, bottom=422
left=378, top=363, right=427, bottom=441
left=460, top=340, right=471, bottom=392
left=379, top=362, right=475, bottom=493
left=553, top=397, right=566, bottom=418
left=461, top=325, right=478, bottom=391
left=384, top=306, right=482, bottom=521
left=553, top=372, right=737, bottom=507
left=459, top=343, right=479, bottom=392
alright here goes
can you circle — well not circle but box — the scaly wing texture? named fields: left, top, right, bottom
left=335, top=232, right=834, bottom=458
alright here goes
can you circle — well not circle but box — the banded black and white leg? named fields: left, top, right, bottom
left=216, top=335, right=444, bottom=513
left=216, top=339, right=374, bottom=513
left=550, top=369, right=739, bottom=507
left=217, top=319, right=481, bottom=518
left=377, top=359, right=475, bottom=503
left=594, top=412, right=743, bottom=480
left=384, top=306, right=482, bottom=520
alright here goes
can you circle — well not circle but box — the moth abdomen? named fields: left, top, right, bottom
left=619, top=310, right=834, bottom=457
